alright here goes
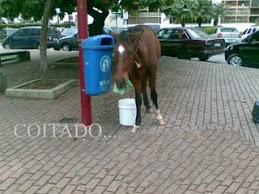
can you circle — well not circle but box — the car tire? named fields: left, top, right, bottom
left=227, top=54, right=243, bottom=67
left=3, top=43, right=11, bottom=49
left=198, top=55, right=209, bottom=61
left=61, top=43, right=72, bottom=51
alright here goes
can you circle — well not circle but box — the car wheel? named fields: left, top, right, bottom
left=227, top=54, right=243, bottom=67
left=61, top=43, right=72, bottom=51
left=198, top=55, right=209, bottom=61
left=3, top=43, right=11, bottom=49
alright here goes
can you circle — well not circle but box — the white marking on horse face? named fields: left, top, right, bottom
left=118, top=44, right=125, bottom=54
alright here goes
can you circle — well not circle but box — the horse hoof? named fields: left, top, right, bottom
left=157, top=119, right=165, bottom=126
left=146, top=108, right=153, bottom=114
left=131, top=125, right=140, bottom=133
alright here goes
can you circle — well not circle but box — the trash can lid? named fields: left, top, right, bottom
left=82, top=34, right=114, bottom=49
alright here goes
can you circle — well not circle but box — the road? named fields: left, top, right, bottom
left=0, top=42, right=228, bottom=65
left=206, top=54, right=227, bottom=65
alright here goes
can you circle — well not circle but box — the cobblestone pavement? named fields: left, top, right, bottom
left=1, top=52, right=259, bottom=193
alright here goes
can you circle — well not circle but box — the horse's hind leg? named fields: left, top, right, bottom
left=149, top=76, right=165, bottom=126
left=141, top=79, right=152, bottom=113
left=132, top=80, right=142, bottom=133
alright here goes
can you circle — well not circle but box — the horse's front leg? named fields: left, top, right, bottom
left=132, top=80, right=142, bottom=133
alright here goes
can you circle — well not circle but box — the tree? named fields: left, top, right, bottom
left=162, top=0, right=193, bottom=27
left=0, top=0, right=76, bottom=83
left=191, top=0, right=213, bottom=27
left=212, top=3, right=226, bottom=26
left=87, top=0, right=163, bottom=35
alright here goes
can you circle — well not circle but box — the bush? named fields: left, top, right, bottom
left=196, top=26, right=222, bottom=34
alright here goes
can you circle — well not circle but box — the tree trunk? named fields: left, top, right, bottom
left=88, top=5, right=109, bottom=36
left=214, top=18, right=218, bottom=26
left=181, top=18, right=185, bottom=27
left=197, top=17, right=202, bottom=27
left=40, top=0, right=53, bottom=83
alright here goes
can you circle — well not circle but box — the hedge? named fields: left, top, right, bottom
left=195, top=26, right=222, bottom=34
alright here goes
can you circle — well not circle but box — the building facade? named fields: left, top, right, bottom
left=127, top=8, right=162, bottom=24
left=124, top=0, right=259, bottom=26
left=222, top=0, right=259, bottom=23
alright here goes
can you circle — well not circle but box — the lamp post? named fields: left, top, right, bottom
left=77, top=0, right=92, bottom=126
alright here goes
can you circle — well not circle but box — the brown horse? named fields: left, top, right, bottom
left=113, top=25, right=165, bottom=132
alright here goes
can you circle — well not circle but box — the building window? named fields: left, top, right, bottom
left=251, top=0, right=259, bottom=7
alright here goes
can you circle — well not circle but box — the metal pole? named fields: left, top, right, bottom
left=77, top=0, right=92, bottom=125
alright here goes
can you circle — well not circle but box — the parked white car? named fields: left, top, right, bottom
left=210, top=27, right=241, bottom=45
left=242, top=26, right=259, bottom=39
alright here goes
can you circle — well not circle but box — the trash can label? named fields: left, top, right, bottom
left=100, top=55, right=111, bottom=72
left=100, top=80, right=110, bottom=86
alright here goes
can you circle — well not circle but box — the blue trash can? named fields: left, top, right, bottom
left=82, top=34, right=114, bottom=95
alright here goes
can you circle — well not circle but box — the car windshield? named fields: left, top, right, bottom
left=242, top=33, right=253, bottom=42
left=242, top=29, right=247, bottom=35
left=61, top=28, right=77, bottom=37
left=48, top=27, right=60, bottom=35
left=220, top=27, right=238, bottom=32
left=187, top=28, right=209, bottom=38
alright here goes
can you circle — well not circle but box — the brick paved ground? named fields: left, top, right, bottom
left=1, top=52, right=259, bottom=193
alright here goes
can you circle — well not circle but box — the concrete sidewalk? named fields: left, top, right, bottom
left=1, top=53, right=259, bottom=193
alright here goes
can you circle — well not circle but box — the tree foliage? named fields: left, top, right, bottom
left=162, top=0, right=193, bottom=27
left=212, top=3, right=227, bottom=26
left=191, top=0, right=212, bottom=27
left=162, top=0, right=225, bottom=27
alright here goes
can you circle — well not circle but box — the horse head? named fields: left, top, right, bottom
left=112, top=30, right=142, bottom=89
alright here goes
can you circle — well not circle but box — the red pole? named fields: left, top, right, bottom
left=77, top=0, right=92, bottom=125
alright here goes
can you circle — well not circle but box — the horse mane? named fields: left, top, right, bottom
left=119, top=31, right=131, bottom=43
left=119, top=25, right=146, bottom=44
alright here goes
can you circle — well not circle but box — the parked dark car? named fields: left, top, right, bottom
left=103, top=27, right=126, bottom=34
left=2, top=26, right=60, bottom=49
left=157, top=27, right=226, bottom=61
left=54, top=27, right=124, bottom=51
left=53, top=32, right=79, bottom=51
left=225, top=30, right=259, bottom=67
left=0, top=28, right=19, bottom=40
left=59, top=28, right=78, bottom=38
left=144, top=23, right=161, bottom=32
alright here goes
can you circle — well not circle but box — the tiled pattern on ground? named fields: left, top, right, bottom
left=157, top=57, right=259, bottom=145
left=1, top=55, right=259, bottom=193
